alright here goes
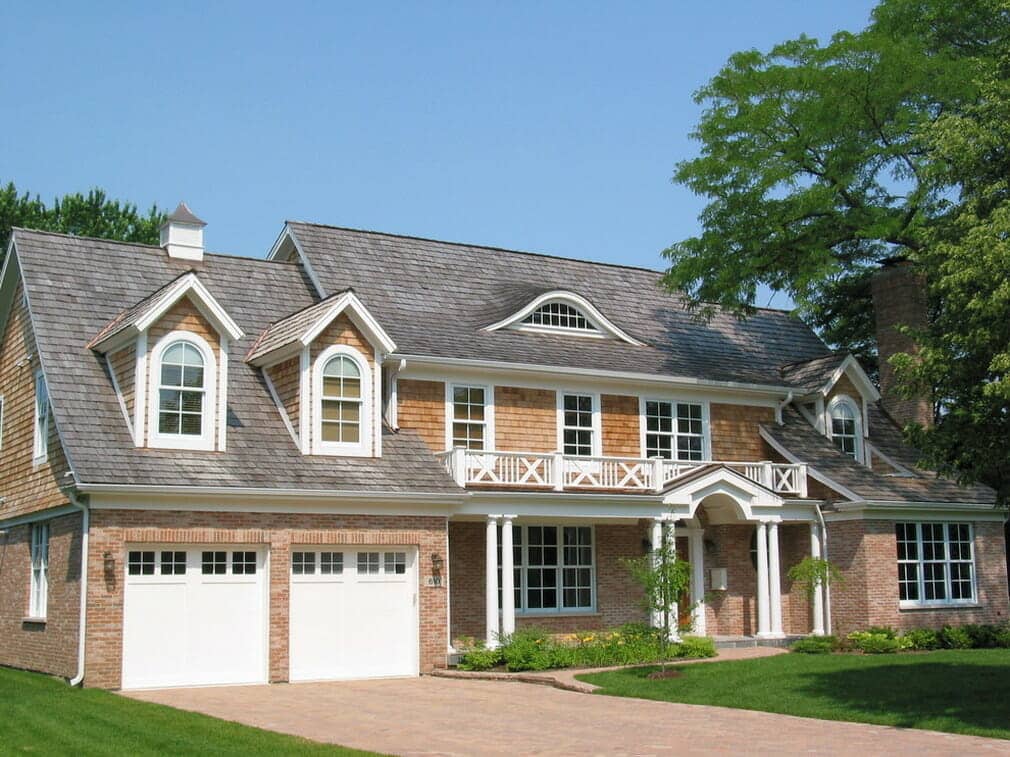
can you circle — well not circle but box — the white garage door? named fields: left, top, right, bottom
left=289, top=546, right=418, bottom=681
left=122, top=547, right=268, bottom=689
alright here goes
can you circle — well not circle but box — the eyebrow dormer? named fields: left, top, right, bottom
left=483, top=290, right=644, bottom=345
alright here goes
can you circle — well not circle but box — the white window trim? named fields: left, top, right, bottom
left=483, top=291, right=645, bottom=346
left=311, top=344, right=372, bottom=456
left=28, top=522, right=49, bottom=620
left=638, top=397, right=711, bottom=461
left=146, top=330, right=218, bottom=451
left=0, top=393, right=6, bottom=450
left=33, top=370, right=49, bottom=465
left=557, top=392, right=602, bottom=457
left=826, top=394, right=864, bottom=464
left=500, top=524, right=597, bottom=615
left=444, top=383, right=495, bottom=452
left=897, top=522, right=978, bottom=609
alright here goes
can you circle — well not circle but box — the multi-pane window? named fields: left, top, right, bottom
left=158, top=341, right=205, bottom=436
left=232, top=551, right=257, bottom=575
left=160, top=551, right=186, bottom=575
left=451, top=386, right=487, bottom=450
left=292, top=551, right=316, bottom=575
left=829, top=399, right=859, bottom=459
left=562, top=394, right=594, bottom=456
left=357, top=551, right=380, bottom=575
left=201, top=550, right=227, bottom=575
left=523, top=302, right=596, bottom=332
left=644, top=401, right=704, bottom=461
left=895, top=522, right=975, bottom=605
left=33, top=372, right=49, bottom=462
left=384, top=552, right=407, bottom=575
left=320, top=355, right=361, bottom=444
left=498, top=525, right=595, bottom=613
left=320, top=552, right=344, bottom=575
left=128, top=550, right=156, bottom=576
left=29, top=523, right=49, bottom=618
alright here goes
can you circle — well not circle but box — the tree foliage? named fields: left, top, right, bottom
left=622, top=535, right=692, bottom=668
left=662, top=0, right=1008, bottom=356
left=0, top=182, right=163, bottom=253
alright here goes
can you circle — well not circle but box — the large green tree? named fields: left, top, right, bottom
left=0, top=182, right=163, bottom=253
left=662, top=0, right=1008, bottom=374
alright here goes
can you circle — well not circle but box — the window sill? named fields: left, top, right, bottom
left=515, top=610, right=600, bottom=618
left=899, top=601, right=979, bottom=611
left=22, top=617, right=46, bottom=626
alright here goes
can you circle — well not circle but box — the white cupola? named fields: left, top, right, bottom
left=160, top=202, right=207, bottom=261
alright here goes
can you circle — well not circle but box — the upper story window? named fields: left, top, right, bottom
left=33, top=372, right=49, bottom=464
left=321, top=355, right=362, bottom=444
left=450, top=385, right=489, bottom=450
left=148, top=331, right=218, bottom=451
left=523, top=302, right=598, bottom=333
left=561, top=394, right=597, bottom=456
left=828, top=395, right=862, bottom=461
left=312, top=345, right=371, bottom=456
left=644, top=400, right=705, bottom=461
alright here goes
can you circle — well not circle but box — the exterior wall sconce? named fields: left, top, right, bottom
left=431, top=553, right=444, bottom=573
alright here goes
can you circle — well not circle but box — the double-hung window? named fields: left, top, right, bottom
left=827, top=396, right=862, bottom=461
left=561, top=394, right=595, bottom=456
left=158, top=341, right=206, bottom=436
left=29, top=523, right=49, bottom=619
left=451, top=386, right=488, bottom=450
left=33, top=372, right=49, bottom=463
left=644, top=401, right=705, bottom=460
left=896, top=522, right=976, bottom=606
left=498, top=525, right=595, bottom=613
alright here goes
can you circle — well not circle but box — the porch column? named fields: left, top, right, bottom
left=650, top=519, right=663, bottom=630
left=665, top=520, right=681, bottom=642
left=501, top=516, right=516, bottom=638
left=768, top=521, right=784, bottom=638
left=485, top=516, right=500, bottom=648
left=755, top=521, right=771, bottom=637
left=810, top=523, right=826, bottom=636
left=689, top=529, right=706, bottom=636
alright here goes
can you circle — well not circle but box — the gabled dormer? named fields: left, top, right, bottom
left=246, top=290, right=395, bottom=458
left=483, top=290, right=645, bottom=345
left=89, top=272, right=244, bottom=451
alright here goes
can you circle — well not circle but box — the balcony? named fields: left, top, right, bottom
left=436, top=448, right=808, bottom=497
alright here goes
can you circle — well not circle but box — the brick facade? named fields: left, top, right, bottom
left=827, top=518, right=1009, bottom=635
left=83, top=509, right=449, bottom=689
left=0, top=512, right=82, bottom=678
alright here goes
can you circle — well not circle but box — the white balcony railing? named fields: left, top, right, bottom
left=436, top=448, right=808, bottom=497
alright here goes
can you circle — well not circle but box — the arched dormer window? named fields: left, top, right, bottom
left=828, top=395, right=862, bottom=462
left=483, top=290, right=645, bottom=345
left=148, top=331, right=217, bottom=450
left=523, top=301, right=597, bottom=333
left=312, top=345, right=371, bottom=456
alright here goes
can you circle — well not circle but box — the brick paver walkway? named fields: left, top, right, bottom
left=128, top=676, right=1009, bottom=756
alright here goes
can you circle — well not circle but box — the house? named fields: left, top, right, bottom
left=0, top=205, right=1006, bottom=690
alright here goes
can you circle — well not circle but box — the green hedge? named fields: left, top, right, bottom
left=790, top=622, right=1010, bottom=655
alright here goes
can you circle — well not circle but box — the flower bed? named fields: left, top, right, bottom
left=791, top=622, right=1010, bottom=655
left=456, top=624, right=716, bottom=671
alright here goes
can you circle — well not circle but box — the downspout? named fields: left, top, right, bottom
left=65, top=489, right=89, bottom=687
left=776, top=391, right=794, bottom=424
left=814, top=502, right=832, bottom=635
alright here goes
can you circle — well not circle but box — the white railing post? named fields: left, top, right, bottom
left=762, top=461, right=774, bottom=490
left=798, top=464, right=808, bottom=498
left=552, top=451, right=565, bottom=492
left=451, top=447, right=467, bottom=487
left=652, top=457, right=665, bottom=492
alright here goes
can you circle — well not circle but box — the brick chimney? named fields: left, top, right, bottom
left=870, top=258, right=933, bottom=427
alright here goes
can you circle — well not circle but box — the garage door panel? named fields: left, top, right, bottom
left=122, top=581, right=189, bottom=689
left=289, top=580, right=348, bottom=681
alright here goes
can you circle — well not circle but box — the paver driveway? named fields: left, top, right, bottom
left=128, top=676, right=1009, bottom=756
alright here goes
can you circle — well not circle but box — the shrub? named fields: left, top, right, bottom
left=501, top=628, right=560, bottom=671
left=995, top=626, right=1010, bottom=648
left=864, top=625, right=898, bottom=639
left=678, top=635, right=717, bottom=659
left=458, top=643, right=503, bottom=671
left=962, top=624, right=999, bottom=649
left=901, top=628, right=941, bottom=650
left=940, top=625, right=974, bottom=649
left=847, top=631, right=900, bottom=654
left=791, top=636, right=836, bottom=654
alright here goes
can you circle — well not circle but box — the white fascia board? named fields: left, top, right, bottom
left=393, top=353, right=797, bottom=399
left=299, top=292, right=397, bottom=354
left=483, top=290, right=646, bottom=346
left=0, top=238, right=22, bottom=346
left=76, top=482, right=468, bottom=504
left=266, top=224, right=326, bottom=298
left=821, top=354, right=881, bottom=402
left=826, top=501, right=1007, bottom=522
left=135, top=273, right=244, bottom=341
left=661, top=467, right=784, bottom=508
left=458, top=492, right=668, bottom=520
left=758, top=426, right=862, bottom=502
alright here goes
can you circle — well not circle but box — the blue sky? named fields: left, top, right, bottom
left=2, top=1, right=876, bottom=307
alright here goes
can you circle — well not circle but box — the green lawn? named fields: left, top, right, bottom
left=578, top=649, right=1010, bottom=740
left=1, top=666, right=377, bottom=756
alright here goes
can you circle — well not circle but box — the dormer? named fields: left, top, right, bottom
left=782, top=353, right=880, bottom=465
left=246, top=290, right=395, bottom=457
left=89, top=272, right=243, bottom=451
left=483, top=290, right=645, bottom=345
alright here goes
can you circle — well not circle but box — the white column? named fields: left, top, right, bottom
left=501, top=516, right=516, bottom=638
left=689, top=529, right=706, bottom=636
left=650, top=519, right=663, bottom=630
left=664, top=520, right=681, bottom=642
left=768, top=521, right=784, bottom=638
left=810, top=523, right=826, bottom=636
left=755, top=522, right=771, bottom=637
left=485, top=516, right=500, bottom=648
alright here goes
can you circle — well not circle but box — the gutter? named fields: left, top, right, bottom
left=64, top=488, right=89, bottom=687
left=776, top=391, right=793, bottom=425
left=73, top=483, right=469, bottom=503
left=814, top=503, right=832, bottom=636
